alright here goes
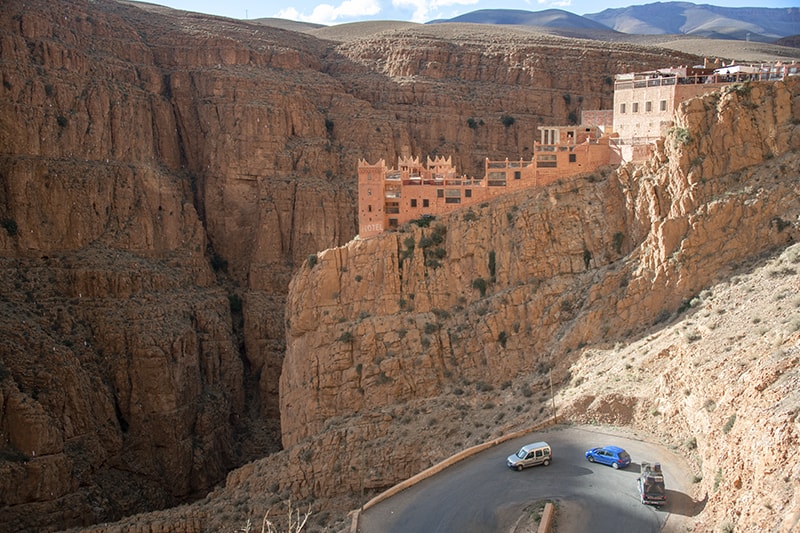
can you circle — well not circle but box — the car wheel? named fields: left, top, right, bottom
left=587, top=456, right=594, bottom=462
left=612, top=462, right=619, bottom=469
left=516, top=464, right=524, bottom=472
left=543, top=459, right=550, bottom=466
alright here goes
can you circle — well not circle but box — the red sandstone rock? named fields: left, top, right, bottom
left=1, top=0, right=797, bottom=531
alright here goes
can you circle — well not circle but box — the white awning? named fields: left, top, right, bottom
left=715, top=65, right=761, bottom=75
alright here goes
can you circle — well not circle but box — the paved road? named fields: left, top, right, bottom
left=358, top=425, right=700, bottom=533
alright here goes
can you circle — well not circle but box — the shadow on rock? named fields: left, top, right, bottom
left=663, top=489, right=707, bottom=517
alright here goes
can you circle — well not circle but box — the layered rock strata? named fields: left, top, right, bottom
left=0, top=0, right=749, bottom=530
left=277, top=79, right=800, bottom=529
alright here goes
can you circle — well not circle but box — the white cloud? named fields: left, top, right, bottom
left=537, top=0, right=573, bottom=7
left=274, top=7, right=301, bottom=19
left=392, top=0, right=479, bottom=23
left=275, top=0, right=381, bottom=24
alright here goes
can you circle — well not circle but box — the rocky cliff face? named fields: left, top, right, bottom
left=277, top=78, right=800, bottom=530
left=0, top=0, right=706, bottom=530
left=281, top=78, right=800, bottom=446
left=70, top=76, right=798, bottom=533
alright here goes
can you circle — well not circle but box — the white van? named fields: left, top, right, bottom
left=506, top=441, right=552, bottom=471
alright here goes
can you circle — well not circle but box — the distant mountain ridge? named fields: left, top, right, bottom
left=428, top=8, right=614, bottom=31
left=429, top=2, right=800, bottom=43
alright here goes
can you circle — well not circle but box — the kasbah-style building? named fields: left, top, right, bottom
left=357, top=59, right=799, bottom=238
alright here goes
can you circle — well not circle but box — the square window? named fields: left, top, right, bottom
left=645, top=101, right=652, bottom=112
left=660, top=100, right=667, bottom=111
left=423, top=199, right=429, bottom=208
left=632, top=102, right=639, bottom=113
left=465, top=189, right=472, bottom=198
left=620, top=103, right=626, bottom=114
left=410, top=199, right=417, bottom=208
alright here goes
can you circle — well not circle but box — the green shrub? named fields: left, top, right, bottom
left=228, top=293, right=242, bottom=314
left=612, top=232, right=624, bottom=255
left=772, top=217, right=791, bottom=232
left=411, top=215, right=433, bottom=227
left=475, top=381, right=494, bottom=392
left=567, top=111, right=578, bottom=124
left=0, top=218, right=18, bottom=236
left=432, top=308, right=450, bottom=320
left=401, top=236, right=416, bottom=260
left=501, top=114, right=515, bottom=128
left=307, top=254, right=318, bottom=268
left=724, top=82, right=751, bottom=97
left=210, top=252, right=228, bottom=272
left=722, top=413, right=736, bottom=434
left=472, top=277, right=487, bottom=297
left=669, top=126, right=692, bottom=146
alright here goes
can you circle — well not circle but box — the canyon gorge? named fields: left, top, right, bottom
left=0, top=0, right=798, bottom=532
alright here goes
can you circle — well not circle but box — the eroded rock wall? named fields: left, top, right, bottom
left=279, top=78, right=800, bottom=525
left=0, top=0, right=729, bottom=530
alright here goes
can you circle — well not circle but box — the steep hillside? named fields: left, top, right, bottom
left=0, top=0, right=712, bottom=530
left=279, top=79, right=800, bottom=529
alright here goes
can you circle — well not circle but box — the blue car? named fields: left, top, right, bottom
left=585, top=446, right=631, bottom=469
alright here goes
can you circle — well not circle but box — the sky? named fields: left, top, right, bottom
left=142, top=0, right=800, bottom=26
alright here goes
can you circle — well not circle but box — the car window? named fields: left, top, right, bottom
left=620, top=452, right=631, bottom=460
